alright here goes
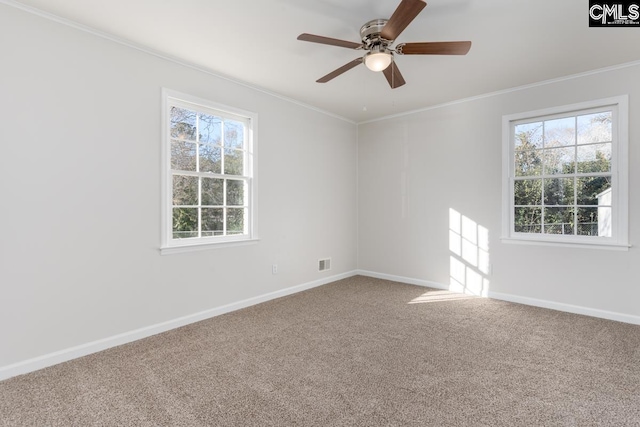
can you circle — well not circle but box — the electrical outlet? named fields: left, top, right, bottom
left=272, top=264, right=278, bottom=275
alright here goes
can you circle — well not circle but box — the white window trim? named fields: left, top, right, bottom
left=160, top=88, right=259, bottom=255
left=501, top=95, right=629, bottom=250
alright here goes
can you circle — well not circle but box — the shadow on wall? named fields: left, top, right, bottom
left=449, top=208, right=490, bottom=297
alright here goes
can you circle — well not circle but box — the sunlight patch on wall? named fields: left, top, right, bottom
left=449, top=208, right=490, bottom=297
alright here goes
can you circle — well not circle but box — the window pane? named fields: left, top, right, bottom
left=224, top=148, right=244, bottom=175
left=514, top=122, right=543, bottom=149
left=173, top=175, right=198, bottom=206
left=171, top=140, right=197, bottom=171
left=202, top=177, right=223, bottom=206
left=227, top=179, right=245, bottom=206
left=577, top=143, right=611, bottom=173
left=544, top=117, right=575, bottom=147
left=202, top=208, right=223, bottom=236
left=576, top=207, right=611, bottom=237
left=170, top=107, right=197, bottom=141
left=224, top=121, right=245, bottom=149
left=543, top=147, right=575, bottom=175
left=198, top=113, right=222, bottom=144
left=544, top=207, right=574, bottom=235
left=577, top=112, right=612, bottom=144
left=227, top=208, right=246, bottom=235
left=173, top=208, right=198, bottom=239
left=544, top=178, right=574, bottom=206
left=514, top=207, right=542, bottom=233
left=577, top=176, right=611, bottom=205
left=200, top=144, right=221, bottom=174
left=515, top=150, right=542, bottom=177
left=514, top=179, right=541, bottom=205
left=576, top=207, right=598, bottom=236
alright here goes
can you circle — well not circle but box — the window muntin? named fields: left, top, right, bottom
left=162, top=90, right=256, bottom=252
left=503, top=96, right=628, bottom=248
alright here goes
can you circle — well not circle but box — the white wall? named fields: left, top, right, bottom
left=0, top=5, right=357, bottom=370
left=358, top=63, right=640, bottom=322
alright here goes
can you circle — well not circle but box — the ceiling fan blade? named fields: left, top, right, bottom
left=317, top=58, right=363, bottom=83
left=297, top=33, right=363, bottom=49
left=380, top=0, right=427, bottom=41
left=397, top=41, right=472, bottom=55
left=383, top=61, right=406, bottom=89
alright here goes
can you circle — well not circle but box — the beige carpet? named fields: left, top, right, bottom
left=1, top=275, right=639, bottom=426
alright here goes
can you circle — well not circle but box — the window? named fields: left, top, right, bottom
left=502, top=96, right=628, bottom=249
left=161, top=89, right=257, bottom=253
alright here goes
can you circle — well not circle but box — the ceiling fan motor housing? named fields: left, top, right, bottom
left=360, top=19, right=392, bottom=49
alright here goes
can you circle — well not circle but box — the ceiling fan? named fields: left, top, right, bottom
left=297, top=0, right=471, bottom=89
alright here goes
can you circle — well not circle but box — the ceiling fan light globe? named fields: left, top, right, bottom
left=364, top=52, right=392, bottom=72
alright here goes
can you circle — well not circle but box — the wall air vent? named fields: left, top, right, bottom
left=318, top=258, right=331, bottom=272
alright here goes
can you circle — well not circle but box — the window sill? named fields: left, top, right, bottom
left=500, top=236, right=630, bottom=251
left=160, top=238, right=260, bottom=255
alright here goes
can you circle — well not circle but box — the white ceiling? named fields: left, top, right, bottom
left=9, top=0, right=640, bottom=122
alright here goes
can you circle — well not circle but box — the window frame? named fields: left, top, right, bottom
left=501, top=95, right=629, bottom=250
left=161, top=88, right=258, bottom=254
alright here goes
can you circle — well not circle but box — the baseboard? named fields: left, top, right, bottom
left=5, top=270, right=638, bottom=381
left=488, top=291, right=640, bottom=326
left=357, top=270, right=640, bottom=326
left=355, top=270, right=448, bottom=290
left=0, top=271, right=357, bottom=382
